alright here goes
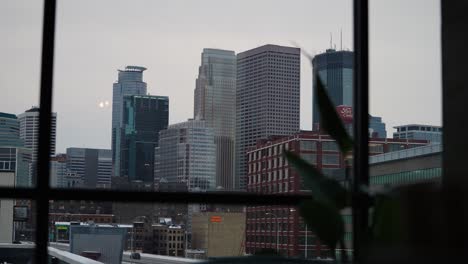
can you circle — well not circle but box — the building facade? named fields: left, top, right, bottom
left=393, top=124, right=442, bottom=143
left=17, top=107, right=57, bottom=186
left=191, top=212, right=246, bottom=257
left=312, top=49, right=353, bottom=127
left=117, top=95, right=168, bottom=184
left=245, top=131, right=430, bottom=258
left=236, top=44, right=301, bottom=190
left=112, top=66, right=148, bottom=177
left=66, top=148, right=112, bottom=189
left=155, top=119, right=215, bottom=191
left=369, top=115, right=387, bottom=138
left=50, top=154, right=67, bottom=188
left=151, top=224, right=185, bottom=256
left=194, top=48, right=236, bottom=190
left=0, top=112, right=23, bottom=147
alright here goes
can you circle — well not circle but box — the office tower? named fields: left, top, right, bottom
left=17, top=107, right=57, bottom=158
left=312, top=49, right=353, bottom=127
left=369, top=115, right=387, bottom=138
left=0, top=112, right=23, bottom=147
left=118, top=95, right=168, bottom=183
left=112, top=66, right=148, bottom=177
left=154, top=119, right=215, bottom=191
left=50, top=154, right=67, bottom=188
left=194, top=48, right=236, bottom=190
left=17, top=107, right=56, bottom=185
left=393, top=124, right=442, bottom=143
left=235, top=44, right=300, bottom=190
left=66, top=148, right=112, bottom=189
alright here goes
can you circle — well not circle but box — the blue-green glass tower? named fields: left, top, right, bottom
left=119, top=95, right=169, bottom=183
left=312, top=49, right=353, bottom=127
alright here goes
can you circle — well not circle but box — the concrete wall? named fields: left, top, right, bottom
left=191, top=212, right=245, bottom=257
left=0, top=172, right=14, bottom=243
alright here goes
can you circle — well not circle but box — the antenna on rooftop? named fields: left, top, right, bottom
left=340, top=28, right=343, bottom=51
left=330, top=33, right=333, bottom=49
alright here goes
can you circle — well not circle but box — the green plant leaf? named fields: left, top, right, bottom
left=284, top=150, right=350, bottom=209
left=371, top=193, right=407, bottom=244
left=316, top=76, right=353, bottom=154
left=300, top=199, right=344, bottom=251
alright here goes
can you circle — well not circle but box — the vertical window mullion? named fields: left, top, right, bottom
left=36, top=0, right=56, bottom=263
left=353, top=0, right=369, bottom=262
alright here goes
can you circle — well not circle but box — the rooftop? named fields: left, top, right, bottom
left=0, top=112, right=17, bottom=119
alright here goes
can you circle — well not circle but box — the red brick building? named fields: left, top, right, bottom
left=245, top=131, right=428, bottom=258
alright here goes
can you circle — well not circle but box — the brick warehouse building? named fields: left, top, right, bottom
left=245, top=131, right=428, bottom=258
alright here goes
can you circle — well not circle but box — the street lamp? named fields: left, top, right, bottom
left=265, top=212, right=279, bottom=253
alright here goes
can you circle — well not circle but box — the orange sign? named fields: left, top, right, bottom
left=210, top=216, right=222, bottom=223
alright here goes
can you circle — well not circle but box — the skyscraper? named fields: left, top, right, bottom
left=194, top=48, right=236, bottom=190
left=369, top=115, right=387, bottom=138
left=0, top=112, right=23, bottom=147
left=17, top=107, right=57, bottom=159
left=154, top=119, right=215, bottom=191
left=312, top=49, right=353, bottom=127
left=66, top=148, right=112, bottom=189
left=17, top=107, right=57, bottom=185
left=112, top=66, right=148, bottom=177
left=118, top=95, right=168, bottom=183
left=235, top=44, right=301, bottom=190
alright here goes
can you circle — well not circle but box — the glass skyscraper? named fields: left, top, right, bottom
left=236, top=44, right=301, bottom=190
left=118, top=95, right=168, bottom=183
left=112, top=66, right=148, bottom=177
left=194, top=48, right=236, bottom=190
left=154, top=119, right=215, bottom=191
left=369, top=115, right=387, bottom=138
left=312, top=49, right=353, bottom=127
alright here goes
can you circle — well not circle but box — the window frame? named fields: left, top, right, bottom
left=0, top=0, right=373, bottom=262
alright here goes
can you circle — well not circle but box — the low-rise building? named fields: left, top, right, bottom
left=245, top=131, right=430, bottom=258
left=151, top=223, right=185, bottom=256
left=191, top=212, right=246, bottom=258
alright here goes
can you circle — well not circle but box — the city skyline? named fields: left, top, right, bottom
left=1, top=0, right=441, bottom=153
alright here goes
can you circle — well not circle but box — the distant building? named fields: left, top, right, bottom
left=340, top=143, right=443, bottom=251
left=393, top=124, right=442, bottom=143
left=17, top=107, right=57, bottom=160
left=18, top=107, right=57, bottom=185
left=66, top=148, right=112, bottom=189
left=0, top=147, right=32, bottom=187
left=369, top=115, right=387, bottom=138
left=70, top=225, right=126, bottom=263
left=194, top=48, right=237, bottom=190
left=236, top=44, right=301, bottom=190
left=0, top=112, right=32, bottom=187
left=112, top=66, right=148, bottom=177
left=117, top=95, right=168, bottom=184
left=245, top=131, right=430, bottom=258
left=155, top=119, right=215, bottom=191
left=191, top=212, right=246, bottom=257
left=0, top=171, right=14, bottom=243
left=63, top=171, right=83, bottom=188
left=312, top=49, right=353, bottom=128
left=0, top=112, right=23, bottom=147
left=50, top=154, right=67, bottom=188
left=151, top=223, right=185, bottom=256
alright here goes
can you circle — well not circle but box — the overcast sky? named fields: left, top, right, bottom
left=1, top=0, right=441, bottom=153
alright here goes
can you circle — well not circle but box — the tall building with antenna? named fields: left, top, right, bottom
left=312, top=49, right=353, bottom=128
left=111, top=66, right=147, bottom=177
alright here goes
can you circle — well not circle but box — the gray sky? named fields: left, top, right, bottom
left=1, top=0, right=441, bottom=153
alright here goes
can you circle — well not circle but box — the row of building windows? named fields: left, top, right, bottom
left=370, top=167, right=442, bottom=186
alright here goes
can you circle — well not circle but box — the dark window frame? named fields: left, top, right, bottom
left=0, top=0, right=375, bottom=262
